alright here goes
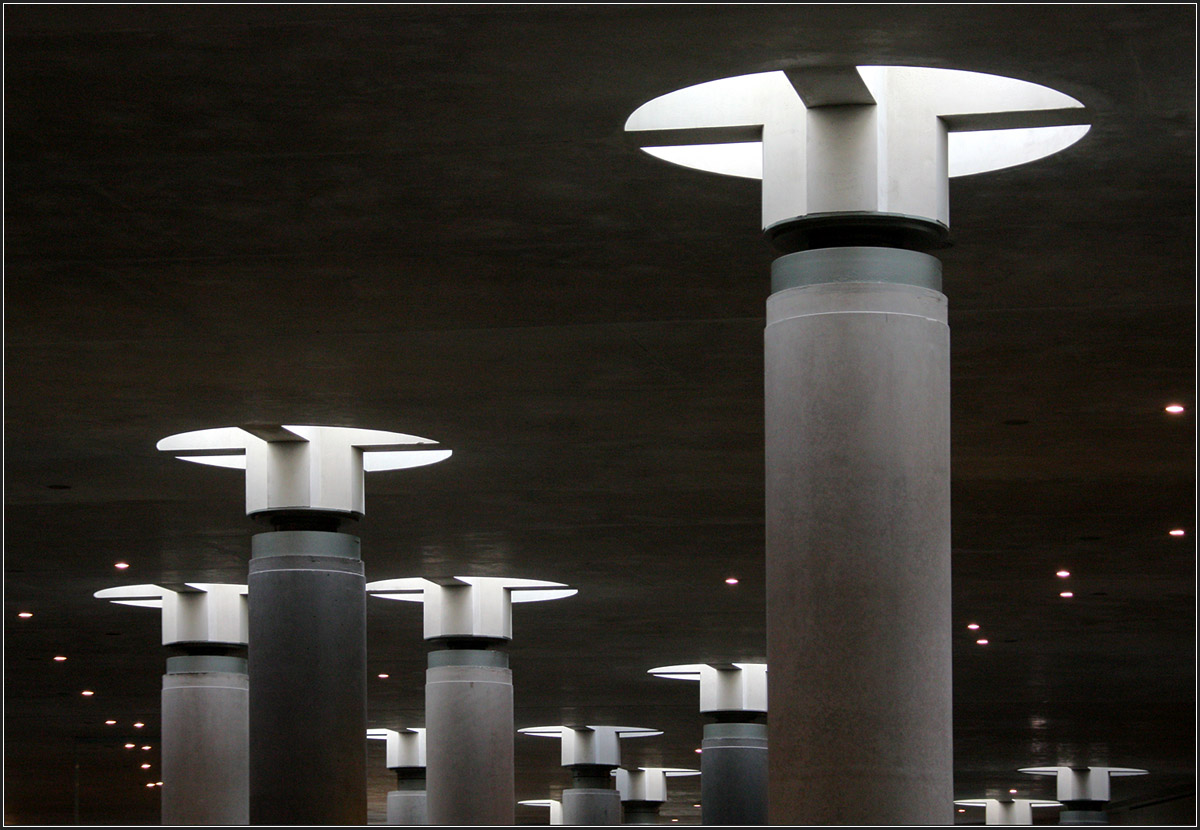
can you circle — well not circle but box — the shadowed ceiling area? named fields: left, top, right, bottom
left=4, top=5, right=1195, bottom=825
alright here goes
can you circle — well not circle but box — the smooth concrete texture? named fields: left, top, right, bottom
left=386, top=789, right=428, bottom=825
left=160, top=663, right=248, bottom=825
left=425, top=652, right=514, bottom=825
left=701, top=722, right=767, bottom=825
left=765, top=252, right=953, bottom=825
left=248, top=531, right=367, bottom=825
left=561, top=787, right=621, bottom=826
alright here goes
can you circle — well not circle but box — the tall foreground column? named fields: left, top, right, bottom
left=157, top=424, right=450, bottom=824
left=95, top=583, right=249, bottom=825
left=626, top=64, right=1090, bottom=824
left=368, top=576, right=575, bottom=825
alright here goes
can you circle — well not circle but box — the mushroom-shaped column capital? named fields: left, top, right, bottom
left=1018, top=766, right=1148, bottom=803
left=649, top=662, right=767, bottom=715
left=367, top=576, right=575, bottom=641
left=157, top=424, right=451, bottom=517
left=955, top=798, right=1061, bottom=825
left=519, top=725, right=661, bottom=769
left=614, top=767, right=700, bottom=804
left=367, top=727, right=426, bottom=770
left=95, top=582, right=248, bottom=647
left=519, top=799, right=563, bottom=825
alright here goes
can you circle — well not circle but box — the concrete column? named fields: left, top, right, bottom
left=625, top=64, right=1090, bottom=827
left=161, top=655, right=248, bottom=824
left=702, top=722, right=767, bottom=825
left=387, top=774, right=428, bottom=825
left=519, top=725, right=660, bottom=826
left=426, top=649, right=514, bottom=824
left=94, top=583, right=250, bottom=825
left=156, top=423, right=451, bottom=826
left=519, top=799, right=564, bottom=825
left=615, top=767, right=699, bottom=825
left=369, top=576, right=576, bottom=825
left=1018, top=766, right=1148, bottom=825
left=369, top=727, right=428, bottom=825
left=766, top=247, right=952, bottom=825
left=648, top=663, right=767, bottom=824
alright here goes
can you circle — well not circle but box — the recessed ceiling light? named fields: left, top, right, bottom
left=114, top=562, right=130, bottom=570
left=140, top=763, right=151, bottom=769
left=1169, top=529, right=1186, bottom=537
left=377, top=674, right=389, bottom=679
left=1165, top=404, right=1185, bottom=413
left=156, top=781, right=163, bottom=787
left=1009, top=788, right=1018, bottom=794
left=145, top=782, right=155, bottom=788
left=124, top=743, right=135, bottom=749
left=976, top=639, right=989, bottom=645
left=725, top=577, right=739, bottom=585
left=693, top=804, right=701, bottom=808
left=1056, top=570, right=1070, bottom=578
left=53, top=656, right=67, bottom=662
left=694, top=748, right=702, bottom=753
left=17, top=612, right=32, bottom=619
left=141, top=745, right=151, bottom=751
left=81, top=690, right=94, bottom=696
left=1059, top=591, right=1074, bottom=598
left=105, top=720, right=116, bottom=725
left=133, top=722, right=145, bottom=728
left=967, top=623, right=980, bottom=630
left=958, top=808, right=966, bottom=813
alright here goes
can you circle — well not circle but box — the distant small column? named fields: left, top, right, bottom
left=157, top=423, right=451, bottom=824
left=369, top=576, right=575, bottom=825
left=368, top=728, right=427, bottom=824
left=954, top=797, right=1062, bottom=825
left=519, top=799, right=564, bottom=825
left=615, top=767, right=700, bottom=825
left=520, top=725, right=660, bottom=825
left=648, top=662, right=767, bottom=824
left=1019, top=766, right=1148, bottom=825
left=95, top=582, right=249, bottom=825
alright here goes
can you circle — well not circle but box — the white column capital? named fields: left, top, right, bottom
left=519, top=725, right=661, bottom=768
left=614, top=767, right=699, bottom=803
left=519, top=799, right=563, bottom=825
left=648, top=662, right=767, bottom=714
left=367, top=727, right=426, bottom=769
left=1018, top=766, right=1148, bottom=802
left=95, top=582, right=248, bottom=646
left=367, top=576, right=575, bottom=640
left=955, top=798, right=1061, bottom=825
left=157, top=424, right=450, bottom=516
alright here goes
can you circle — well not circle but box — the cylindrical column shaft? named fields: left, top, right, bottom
left=702, top=721, right=768, bottom=825
left=562, top=787, right=621, bottom=825
left=248, top=530, right=366, bottom=824
left=766, top=246, right=952, bottom=825
left=386, top=774, right=428, bottom=825
left=425, top=649, right=514, bottom=825
left=622, top=801, right=660, bottom=825
left=161, top=655, right=248, bottom=825
left=1060, top=802, right=1108, bottom=825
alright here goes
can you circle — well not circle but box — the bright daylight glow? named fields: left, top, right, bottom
left=976, top=639, right=989, bottom=645
left=1169, top=529, right=1186, bottom=537
left=967, top=623, right=980, bottom=630
left=17, top=612, right=32, bottom=618
left=81, top=690, right=94, bottom=696
left=1165, top=404, right=1185, bottom=413
left=53, top=656, right=67, bottom=662
left=725, top=577, right=739, bottom=585
left=1056, top=570, right=1070, bottom=578
left=114, top=562, right=130, bottom=570
left=1060, top=592, right=1074, bottom=598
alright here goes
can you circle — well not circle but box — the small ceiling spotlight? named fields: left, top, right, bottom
left=141, top=745, right=151, bottom=751
left=1165, top=404, right=1186, bottom=414
left=694, top=748, right=703, bottom=754
left=104, top=720, right=116, bottom=725
left=146, top=782, right=155, bottom=788
left=377, top=673, right=389, bottom=679
left=958, top=808, right=967, bottom=813
left=976, top=639, right=989, bottom=645
left=724, top=577, right=739, bottom=585
left=1009, top=789, right=1018, bottom=794
left=114, top=562, right=130, bottom=570
left=1056, top=570, right=1070, bottom=578
left=1169, top=529, right=1186, bottom=537
left=156, top=781, right=163, bottom=787
left=81, top=690, right=94, bottom=697
left=133, top=722, right=145, bottom=728
left=17, top=612, right=32, bottom=619
left=967, top=623, right=980, bottom=630
left=1059, top=591, right=1074, bottom=598
left=53, top=656, right=67, bottom=662
left=140, top=763, right=151, bottom=769
left=124, top=743, right=135, bottom=749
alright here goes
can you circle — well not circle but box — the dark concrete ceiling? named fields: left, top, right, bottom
left=4, top=4, right=1195, bottom=825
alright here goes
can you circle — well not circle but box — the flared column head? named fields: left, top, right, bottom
left=367, top=728, right=426, bottom=770
left=157, top=424, right=450, bottom=518
left=95, top=582, right=247, bottom=647
left=955, top=798, right=1061, bottom=825
left=648, top=662, right=767, bottom=716
left=519, top=799, right=563, bottom=825
left=1018, top=766, right=1148, bottom=803
left=626, top=65, right=1089, bottom=233
left=614, top=767, right=699, bottom=804
left=367, top=575, right=574, bottom=641
left=519, top=725, right=661, bottom=769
